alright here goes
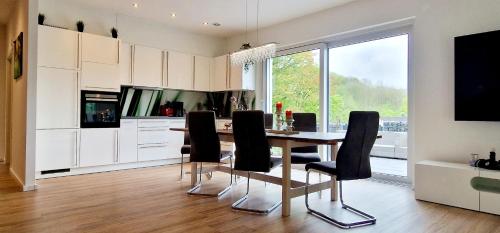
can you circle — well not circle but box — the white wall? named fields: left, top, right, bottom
left=0, top=24, right=6, bottom=163
left=39, top=0, right=226, bottom=57
left=6, top=0, right=30, bottom=188
left=227, top=0, right=500, bottom=183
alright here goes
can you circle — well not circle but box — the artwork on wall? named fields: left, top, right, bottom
left=13, top=32, right=23, bottom=79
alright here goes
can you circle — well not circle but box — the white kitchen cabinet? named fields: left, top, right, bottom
left=81, top=62, right=120, bottom=92
left=36, top=129, right=78, bottom=171
left=138, top=127, right=170, bottom=145
left=36, top=67, right=78, bottom=129
left=119, top=42, right=133, bottom=85
left=133, top=45, right=163, bottom=88
left=213, top=55, right=229, bottom=91
left=194, top=56, right=212, bottom=91
left=38, top=25, right=79, bottom=70
left=167, top=51, right=194, bottom=90
left=80, top=128, right=119, bottom=167
left=81, top=33, right=119, bottom=65
left=119, top=119, right=138, bottom=163
left=138, top=144, right=169, bottom=161
left=229, top=63, right=256, bottom=90
left=165, top=120, right=185, bottom=159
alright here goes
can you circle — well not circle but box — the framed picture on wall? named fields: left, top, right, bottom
left=13, top=32, right=23, bottom=80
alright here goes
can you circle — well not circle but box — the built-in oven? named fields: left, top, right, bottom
left=81, top=91, right=120, bottom=128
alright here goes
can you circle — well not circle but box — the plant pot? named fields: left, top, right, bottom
left=76, top=22, right=84, bottom=32
left=111, top=28, right=118, bottom=38
left=38, top=14, right=45, bottom=25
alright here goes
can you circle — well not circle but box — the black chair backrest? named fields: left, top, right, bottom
left=264, top=113, right=273, bottom=129
left=183, top=112, right=190, bottom=145
left=188, top=111, right=221, bottom=163
left=291, top=113, right=318, bottom=153
left=336, top=111, right=379, bottom=181
left=232, top=111, right=272, bottom=172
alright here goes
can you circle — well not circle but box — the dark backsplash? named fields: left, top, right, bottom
left=120, top=87, right=256, bottom=118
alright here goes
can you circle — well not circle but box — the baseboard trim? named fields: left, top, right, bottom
left=9, top=167, right=38, bottom=192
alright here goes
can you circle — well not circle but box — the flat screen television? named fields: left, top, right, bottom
left=455, top=29, right=500, bottom=121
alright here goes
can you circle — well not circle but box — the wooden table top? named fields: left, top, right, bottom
left=170, top=128, right=381, bottom=145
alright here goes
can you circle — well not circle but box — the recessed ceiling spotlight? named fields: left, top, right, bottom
left=203, top=22, right=209, bottom=26
left=171, top=13, right=176, bottom=18
left=212, top=22, right=221, bottom=27
left=132, top=3, right=138, bottom=8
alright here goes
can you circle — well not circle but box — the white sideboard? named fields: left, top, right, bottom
left=415, top=160, right=500, bottom=215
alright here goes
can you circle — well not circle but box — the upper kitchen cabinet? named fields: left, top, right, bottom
left=81, top=33, right=119, bottom=65
left=81, top=61, right=120, bottom=92
left=37, top=67, right=79, bottom=129
left=133, top=45, right=163, bottom=88
left=212, top=55, right=229, bottom=92
left=119, top=42, right=133, bottom=85
left=38, top=25, right=79, bottom=70
left=167, top=51, right=194, bottom=90
left=229, top=63, right=256, bottom=90
left=194, top=56, right=212, bottom=92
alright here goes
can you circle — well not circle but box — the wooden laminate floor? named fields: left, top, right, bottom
left=0, top=163, right=499, bottom=233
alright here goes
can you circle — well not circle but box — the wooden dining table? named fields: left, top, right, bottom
left=170, top=127, right=380, bottom=217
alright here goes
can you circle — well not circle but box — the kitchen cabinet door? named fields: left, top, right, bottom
left=229, top=62, right=255, bottom=90
left=165, top=120, right=185, bottom=159
left=38, top=25, right=79, bottom=70
left=81, top=62, right=120, bottom=92
left=133, top=45, right=163, bottom=88
left=119, top=42, right=133, bottom=85
left=194, top=56, right=211, bottom=91
left=213, top=55, right=228, bottom=91
left=81, top=33, right=119, bottom=65
left=167, top=51, right=194, bottom=90
left=37, top=67, right=78, bottom=129
left=80, top=128, right=118, bottom=167
left=36, top=129, right=78, bottom=171
left=119, top=119, right=138, bottom=163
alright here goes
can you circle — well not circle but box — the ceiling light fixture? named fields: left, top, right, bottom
left=171, top=13, right=176, bottom=18
left=212, top=22, right=221, bottom=27
left=203, top=22, right=209, bottom=26
left=132, top=3, right=138, bottom=8
left=230, top=0, right=277, bottom=66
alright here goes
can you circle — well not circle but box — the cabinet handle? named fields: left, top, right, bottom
left=139, top=144, right=167, bottom=149
left=139, top=128, right=168, bottom=132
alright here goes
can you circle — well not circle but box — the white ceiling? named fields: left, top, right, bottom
left=65, top=0, right=356, bottom=37
left=0, top=0, right=16, bottom=24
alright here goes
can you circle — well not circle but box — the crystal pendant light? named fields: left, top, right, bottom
left=230, top=0, right=277, bottom=66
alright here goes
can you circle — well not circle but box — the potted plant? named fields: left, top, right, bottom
left=111, top=27, right=118, bottom=38
left=76, top=20, right=84, bottom=32
left=38, top=13, right=45, bottom=25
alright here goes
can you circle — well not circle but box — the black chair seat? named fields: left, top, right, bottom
left=181, top=145, right=191, bottom=154
left=305, top=161, right=337, bottom=175
left=291, top=152, right=321, bottom=164
left=270, top=157, right=283, bottom=168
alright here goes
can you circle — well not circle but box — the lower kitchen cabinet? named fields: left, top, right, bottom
left=36, top=129, right=78, bottom=172
left=119, top=119, right=138, bottom=163
left=138, top=144, right=169, bottom=161
left=80, top=128, right=119, bottom=167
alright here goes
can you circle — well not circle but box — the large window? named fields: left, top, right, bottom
left=270, top=49, right=320, bottom=117
left=267, top=32, right=409, bottom=178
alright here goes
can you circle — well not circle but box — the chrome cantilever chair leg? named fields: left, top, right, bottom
left=232, top=171, right=282, bottom=214
left=187, top=158, right=233, bottom=197
left=305, top=169, right=376, bottom=229
left=180, top=153, right=185, bottom=180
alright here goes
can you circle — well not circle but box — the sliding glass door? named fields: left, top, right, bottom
left=266, top=31, right=410, bottom=179
left=329, top=34, right=409, bottom=177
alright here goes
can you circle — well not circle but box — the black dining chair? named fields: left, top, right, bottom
left=187, top=111, right=233, bottom=197
left=179, top=113, right=190, bottom=179
left=304, top=111, right=379, bottom=229
left=291, top=113, right=321, bottom=164
left=264, top=113, right=273, bottom=129
left=232, top=110, right=282, bottom=214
